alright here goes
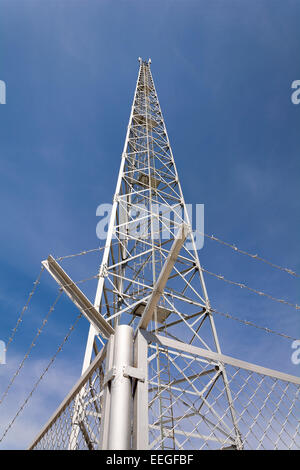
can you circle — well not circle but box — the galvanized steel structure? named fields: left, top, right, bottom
left=29, top=59, right=300, bottom=450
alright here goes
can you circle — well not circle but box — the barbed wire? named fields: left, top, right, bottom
left=6, top=267, right=45, bottom=352
left=56, top=247, right=103, bottom=261
left=55, top=264, right=298, bottom=341
left=70, top=267, right=298, bottom=339
left=53, top=229, right=300, bottom=283
left=0, top=248, right=297, bottom=443
left=45, top=256, right=300, bottom=315
left=201, top=266, right=300, bottom=311
left=55, top=242, right=119, bottom=262
left=0, top=269, right=101, bottom=410
left=0, top=311, right=83, bottom=444
left=194, top=229, right=299, bottom=278
left=6, top=226, right=296, bottom=352
left=0, top=290, right=63, bottom=408
left=211, top=307, right=298, bottom=341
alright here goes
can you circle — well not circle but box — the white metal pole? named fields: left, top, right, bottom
left=133, top=329, right=149, bottom=449
left=107, top=325, right=133, bottom=450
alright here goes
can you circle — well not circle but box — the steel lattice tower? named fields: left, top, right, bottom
left=77, top=57, right=241, bottom=449
left=30, top=59, right=300, bottom=451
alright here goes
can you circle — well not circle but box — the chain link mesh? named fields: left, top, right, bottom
left=148, top=344, right=300, bottom=450
left=31, top=354, right=106, bottom=450
left=30, top=338, right=299, bottom=450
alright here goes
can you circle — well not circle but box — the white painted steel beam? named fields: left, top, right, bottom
left=133, top=329, right=149, bottom=449
left=107, top=325, right=133, bottom=450
left=137, top=223, right=189, bottom=330
left=141, top=330, right=300, bottom=385
left=42, top=255, right=114, bottom=339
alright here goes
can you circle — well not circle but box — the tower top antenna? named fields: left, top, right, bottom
left=138, top=57, right=151, bottom=65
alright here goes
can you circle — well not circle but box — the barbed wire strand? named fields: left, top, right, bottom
left=4, top=244, right=105, bottom=352
left=211, top=308, right=297, bottom=341
left=66, top=268, right=300, bottom=342
left=6, top=266, right=45, bottom=352
left=60, top=266, right=298, bottom=341
left=0, top=312, right=83, bottom=444
left=194, top=229, right=300, bottom=278
left=0, top=264, right=108, bottom=410
left=0, top=269, right=101, bottom=409
left=44, top=260, right=300, bottom=317
left=201, top=266, right=300, bottom=311
left=0, top=290, right=63, bottom=407
left=54, top=230, right=300, bottom=282
left=55, top=241, right=119, bottom=262
left=56, top=247, right=103, bottom=261
left=70, top=267, right=298, bottom=341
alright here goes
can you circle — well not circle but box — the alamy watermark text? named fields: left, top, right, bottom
left=96, top=203, right=205, bottom=250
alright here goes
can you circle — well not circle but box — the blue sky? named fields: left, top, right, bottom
left=0, top=0, right=299, bottom=449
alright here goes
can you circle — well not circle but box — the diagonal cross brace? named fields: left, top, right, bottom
left=137, top=224, right=189, bottom=330
left=42, top=255, right=114, bottom=339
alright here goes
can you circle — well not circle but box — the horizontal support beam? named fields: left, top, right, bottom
left=123, top=365, right=145, bottom=382
left=149, top=424, right=226, bottom=443
left=42, top=255, right=114, bottom=339
left=141, top=330, right=300, bottom=386
left=137, top=224, right=189, bottom=330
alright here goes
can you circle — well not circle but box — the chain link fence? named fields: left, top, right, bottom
left=147, top=341, right=300, bottom=450
left=29, top=332, right=300, bottom=450
left=29, top=349, right=106, bottom=450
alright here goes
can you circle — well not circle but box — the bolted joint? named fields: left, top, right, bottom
left=104, top=365, right=145, bottom=387
left=99, top=263, right=108, bottom=278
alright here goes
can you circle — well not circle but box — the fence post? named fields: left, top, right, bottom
left=133, top=329, right=149, bottom=449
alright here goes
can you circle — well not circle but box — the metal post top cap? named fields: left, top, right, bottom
left=115, top=324, right=133, bottom=332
